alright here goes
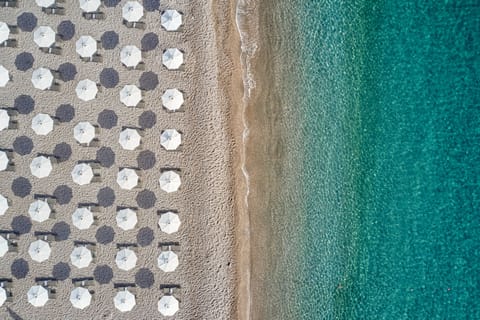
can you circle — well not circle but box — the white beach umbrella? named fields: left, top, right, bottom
left=0, top=287, right=6, bottom=307
left=115, top=248, right=137, bottom=271
left=160, top=129, right=182, bottom=150
left=157, top=250, right=179, bottom=272
left=0, top=194, right=8, bottom=216
left=161, top=10, right=182, bottom=31
left=36, top=0, right=55, bottom=7
left=0, top=109, right=10, bottom=131
left=120, top=45, right=142, bottom=68
left=71, top=163, right=94, bottom=185
left=28, top=285, right=49, bottom=307
left=72, top=207, right=94, bottom=230
left=119, top=128, right=141, bottom=150
left=30, top=156, right=53, bottom=178
left=162, top=89, right=184, bottom=111
left=31, top=68, right=54, bottom=90
left=0, top=236, right=8, bottom=257
left=70, top=287, right=92, bottom=309
left=0, top=65, right=9, bottom=87
left=70, top=246, right=93, bottom=269
left=31, top=113, right=54, bottom=135
left=28, top=240, right=51, bottom=262
left=0, top=22, right=10, bottom=44
left=74, top=121, right=96, bottom=144
left=79, top=0, right=101, bottom=13
left=117, top=168, right=139, bottom=190
left=76, top=36, right=97, bottom=58
left=114, top=289, right=136, bottom=312
left=159, top=171, right=181, bottom=193
left=158, top=295, right=179, bottom=316
left=122, top=1, right=143, bottom=22
left=116, top=208, right=137, bottom=231
left=33, top=26, right=55, bottom=48
left=158, top=212, right=181, bottom=234
left=162, top=48, right=184, bottom=70
left=120, top=85, right=142, bottom=107
left=76, top=79, right=98, bottom=101
left=28, top=200, right=51, bottom=223
left=0, top=151, right=8, bottom=171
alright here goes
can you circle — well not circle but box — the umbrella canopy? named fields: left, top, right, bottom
left=162, top=48, right=184, bottom=70
left=0, top=65, right=9, bottom=87
left=158, top=212, right=181, bottom=234
left=31, top=68, right=54, bottom=90
left=0, top=109, right=10, bottom=131
left=30, top=156, right=53, bottom=178
left=161, top=10, right=182, bottom=31
left=28, top=199, right=51, bottom=222
left=0, top=236, right=8, bottom=257
left=115, top=248, right=137, bottom=271
left=36, top=0, right=55, bottom=7
left=119, top=128, right=141, bottom=150
left=116, top=208, right=137, bottom=231
left=70, top=246, right=93, bottom=268
left=79, top=0, right=101, bottom=12
left=70, top=287, right=92, bottom=309
left=33, top=26, right=55, bottom=48
left=72, top=207, right=94, bottom=230
left=160, top=129, right=182, bottom=150
left=120, top=85, right=142, bottom=107
left=0, top=22, right=10, bottom=44
left=71, top=163, right=94, bottom=185
left=158, top=295, right=179, bottom=316
left=31, top=113, right=54, bottom=135
left=161, top=89, right=184, bottom=111
left=74, top=121, right=96, bottom=144
left=159, top=171, right=181, bottom=193
left=0, top=151, right=8, bottom=171
left=28, top=285, right=49, bottom=307
left=114, top=289, right=136, bottom=312
left=76, top=79, right=98, bottom=101
left=0, top=287, right=6, bottom=307
left=120, top=45, right=142, bottom=68
left=157, top=250, right=179, bottom=272
left=117, top=168, right=139, bottom=190
left=0, top=194, right=8, bottom=216
left=76, top=36, right=97, bottom=58
left=28, top=240, right=51, bottom=262
left=122, top=1, right=143, bottom=22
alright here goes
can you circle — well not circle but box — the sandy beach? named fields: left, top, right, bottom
left=0, top=0, right=238, bottom=318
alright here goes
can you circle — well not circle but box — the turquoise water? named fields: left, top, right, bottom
left=262, top=0, right=480, bottom=319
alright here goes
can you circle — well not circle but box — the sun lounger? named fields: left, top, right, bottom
left=0, top=1, right=18, bottom=8
left=42, top=7, right=65, bottom=15
left=83, top=12, right=104, bottom=20
left=73, top=278, right=94, bottom=287
left=40, top=46, right=62, bottom=55
left=1, top=39, right=16, bottom=48
left=122, top=20, right=145, bottom=29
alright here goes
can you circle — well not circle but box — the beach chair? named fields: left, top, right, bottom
left=0, top=1, right=18, bottom=8
left=73, top=278, right=94, bottom=287
left=36, top=278, right=58, bottom=288
left=0, top=279, right=12, bottom=289
left=160, top=284, right=181, bottom=295
left=128, top=61, right=145, bottom=70
left=40, top=46, right=62, bottom=55
left=116, top=243, right=138, bottom=251
left=122, top=20, right=145, bottom=29
left=7, top=242, right=17, bottom=253
left=5, top=290, right=13, bottom=302
left=1, top=39, right=16, bottom=48
left=83, top=12, right=104, bottom=20
left=42, top=7, right=65, bottom=15
left=35, top=232, right=57, bottom=242
left=159, top=242, right=180, bottom=252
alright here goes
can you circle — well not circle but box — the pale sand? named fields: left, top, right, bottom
left=0, top=1, right=237, bottom=319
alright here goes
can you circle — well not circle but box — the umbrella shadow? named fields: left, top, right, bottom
left=7, top=307, right=23, bottom=320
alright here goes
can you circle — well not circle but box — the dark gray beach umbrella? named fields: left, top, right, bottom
left=104, top=0, right=121, bottom=7
left=96, top=226, right=115, bottom=244
left=137, top=227, right=154, bottom=247
left=53, top=143, right=72, bottom=162
left=57, top=20, right=75, bottom=40
left=94, top=265, right=113, bottom=284
left=99, top=68, right=119, bottom=88
left=11, top=177, right=31, bottom=198
left=139, top=71, right=158, bottom=91
left=11, top=259, right=29, bottom=279
left=52, top=222, right=70, bottom=240
left=58, top=63, right=77, bottom=82
left=138, top=110, right=156, bottom=129
left=55, top=104, right=75, bottom=122
left=96, top=147, right=115, bottom=168
left=97, top=187, right=115, bottom=207
left=137, top=150, right=156, bottom=170
left=11, top=215, right=32, bottom=234
left=143, top=0, right=159, bottom=11
left=141, top=33, right=158, bottom=51
left=13, top=136, right=33, bottom=155
left=14, top=95, right=35, bottom=114
left=17, top=13, right=37, bottom=32
left=15, top=52, right=34, bottom=71
left=97, top=109, right=118, bottom=129
left=53, top=185, right=73, bottom=204
left=52, top=262, right=70, bottom=281
left=101, top=31, right=119, bottom=50
left=135, top=268, right=154, bottom=288
left=136, top=189, right=156, bottom=209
